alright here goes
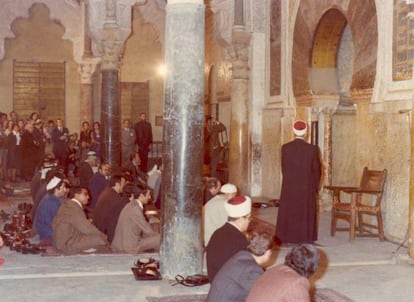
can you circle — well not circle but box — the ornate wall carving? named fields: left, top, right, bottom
left=0, top=0, right=82, bottom=62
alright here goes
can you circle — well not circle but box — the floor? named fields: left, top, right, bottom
left=0, top=185, right=413, bottom=302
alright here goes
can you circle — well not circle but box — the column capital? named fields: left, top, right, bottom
left=87, top=0, right=141, bottom=69
left=229, top=27, right=251, bottom=79
left=78, top=58, right=101, bottom=84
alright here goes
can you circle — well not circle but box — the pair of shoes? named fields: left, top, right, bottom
left=134, top=257, right=159, bottom=269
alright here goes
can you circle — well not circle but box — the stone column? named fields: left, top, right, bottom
left=87, top=0, right=137, bottom=167
left=228, top=26, right=251, bottom=193
left=319, top=107, right=335, bottom=212
left=100, top=37, right=123, bottom=166
left=160, top=0, right=205, bottom=277
left=78, top=60, right=99, bottom=125
left=409, top=104, right=414, bottom=260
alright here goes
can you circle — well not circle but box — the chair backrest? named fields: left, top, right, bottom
left=358, top=167, right=387, bottom=205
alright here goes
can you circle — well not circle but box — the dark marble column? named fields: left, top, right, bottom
left=101, top=69, right=121, bottom=166
left=160, top=0, right=205, bottom=278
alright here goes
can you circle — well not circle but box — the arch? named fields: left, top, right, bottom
left=291, top=1, right=378, bottom=101
left=309, top=9, right=348, bottom=95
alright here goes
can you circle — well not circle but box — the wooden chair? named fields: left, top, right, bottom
left=325, top=167, right=387, bottom=241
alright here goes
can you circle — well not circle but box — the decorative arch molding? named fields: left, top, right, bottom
left=135, top=0, right=166, bottom=45
left=291, top=0, right=378, bottom=101
left=0, top=0, right=83, bottom=62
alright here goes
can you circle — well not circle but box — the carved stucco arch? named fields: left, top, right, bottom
left=291, top=0, right=378, bottom=102
left=0, top=0, right=83, bottom=62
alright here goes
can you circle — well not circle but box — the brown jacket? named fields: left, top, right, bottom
left=111, top=200, right=160, bottom=254
left=246, top=265, right=311, bottom=302
left=53, top=199, right=108, bottom=254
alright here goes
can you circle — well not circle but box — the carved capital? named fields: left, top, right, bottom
left=101, top=37, right=124, bottom=70
left=78, top=58, right=101, bottom=84
left=87, top=0, right=142, bottom=66
left=229, top=27, right=251, bottom=79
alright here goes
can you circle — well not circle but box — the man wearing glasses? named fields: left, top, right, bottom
left=53, top=186, right=110, bottom=254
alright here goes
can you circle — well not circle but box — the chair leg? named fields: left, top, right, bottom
left=330, top=210, right=336, bottom=236
left=350, top=207, right=356, bottom=241
left=377, top=211, right=385, bottom=241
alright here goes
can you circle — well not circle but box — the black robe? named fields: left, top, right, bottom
left=275, top=138, right=321, bottom=244
left=206, top=222, right=248, bottom=281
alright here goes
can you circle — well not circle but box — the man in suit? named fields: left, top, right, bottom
left=78, top=151, right=97, bottom=188
left=275, top=120, right=321, bottom=245
left=111, top=184, right=160, bottom=254
left=51, top=118, right=70, bottom=173
left=207, top=230, right=273, bottom=302
left=122, top=152, right=147, bottom=187
left=205, top=116, right=226, bottom=177
left=88, top=162, right=111, bottom=214
left=92, top=174, right=127, bottom=243
left=53, top=186, right=109, bottom=254
left=206, top=195, right=252, bottom=281
left=121, top=119, right=136, bottom=166
left=134, top=112, right=152, bottom=173
left=246, top=244, right=320, bottom=302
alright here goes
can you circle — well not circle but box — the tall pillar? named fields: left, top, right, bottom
left=228, top=26, right=251, bottom=193
left=78, top=60, right=99, bottom=125
left=160, top=0, right=205, bottom=277
left=87, top=0, right=136, bottom=167
left=409, top=103, right=414, bottom=259
left=319, top=107, right=335, bottom=212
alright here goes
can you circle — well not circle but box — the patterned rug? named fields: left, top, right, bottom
left=146, top=288, right=353, bottom=302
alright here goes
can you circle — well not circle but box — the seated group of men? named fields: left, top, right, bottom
left=30, top=153, right=161, bottom=255
left=202, top=178, right=320, bottom=302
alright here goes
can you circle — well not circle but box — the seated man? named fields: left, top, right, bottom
left=78, top=151, right=98, bottom=187
left=122, top=152, right=147, bottom=187
left=93, top=174, right=127, bottom=243
left=203, top=177, right=221, bottom=205
left=203, top=183, right=237, bottom=246
left=207, top=230, right=273, bottom=302
left=35, top=176, right=67, bottom=245
left=88, top=162, right=111, bottom=214
left=112, top=184, right=160, bottom=254
left=53, top=186, right=110, bottom=254
left=246, top=244, right=320, bottom=302
left=206, top=195, right=252, bottom=281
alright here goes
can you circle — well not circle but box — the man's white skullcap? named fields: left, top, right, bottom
left=46, top=176, right=62, bottom=191
left=220, top=183, right=237, bottom=194
left=224, top=195, right=252, bottom=218
left=293, top=120, right=307, bottom=137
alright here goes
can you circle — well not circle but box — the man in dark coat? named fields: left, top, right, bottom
left=275, top=120, right=321, bottom=244
left=207, top=230, right=273, bottom=301
left=20, top=123, right=38, bottom=181
left=92, top=174, right=127, bottom=243
left=88, top=162, right=111, bottom=214
left=134, top=112, right=152, bottom=173
left=206, top=195, right=252, bottom=281
left=51, top=118, right=70, bottom=173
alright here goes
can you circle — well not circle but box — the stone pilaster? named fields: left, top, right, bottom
left=78, top=59, right=99, bottom=125
left=160, top=0, right=205, bottom=278
left=228, top=26, right=251, bottom=193
left=320, top=107, right=335, bottom=212
left=409, top=98, right=414, bottom=260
